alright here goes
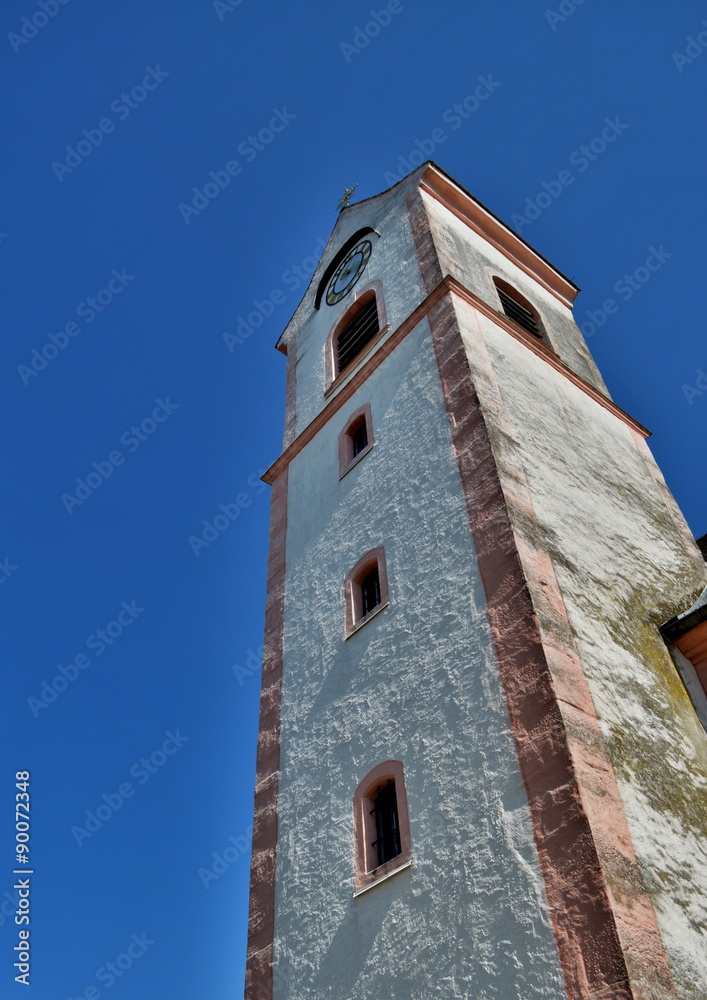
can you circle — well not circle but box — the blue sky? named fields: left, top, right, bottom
left=2, top=1, right=706, bottom=996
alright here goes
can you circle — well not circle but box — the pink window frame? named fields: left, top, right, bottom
left=353, top=760, right=412, bottom=893
left=338, top=403, right=375, bottom=479
left=324, top=281, right=388, bottom=392
left=344, top=546, right=389, bottom=637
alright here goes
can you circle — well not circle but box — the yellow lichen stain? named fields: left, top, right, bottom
left=602, top=583, right=707, bottom=843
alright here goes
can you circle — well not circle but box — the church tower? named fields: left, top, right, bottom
left=245, top=163, right=707, bottom=1000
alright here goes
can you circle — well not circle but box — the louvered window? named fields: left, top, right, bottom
left=336, top=297, right=380, bottom=374
left=497, top=287, right=542, bottom=338
left=371, top=780, right=401, bottom=867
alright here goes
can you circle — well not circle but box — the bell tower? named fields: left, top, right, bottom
left=245, top=163, right=707, bottom=1000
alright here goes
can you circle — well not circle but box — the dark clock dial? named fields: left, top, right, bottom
left=326, top=240, right=372, bottom=305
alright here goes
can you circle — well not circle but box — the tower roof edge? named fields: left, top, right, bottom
left=275, top=161, right=580, bottom=352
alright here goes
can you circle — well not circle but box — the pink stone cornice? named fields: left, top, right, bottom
left=262, top=275, right=649, bottom=485
left=419, top=163, right=579, bottom=308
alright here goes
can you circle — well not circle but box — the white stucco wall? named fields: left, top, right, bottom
left=266, top=170, right=706, bottom=998
left=453, top=296, right=707, bottom=999
left=286, top=186, right=426, bottom=438
left=273, top=318, right=567, bottom=999
left=421, top=192, right=609, bottom=395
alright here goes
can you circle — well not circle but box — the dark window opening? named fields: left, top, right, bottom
left=360, top=566, right=381, bottom=617
left=497, top=287, right=542, bottom=338
left=370, top=780, right=401, bottom=868
left=336, top=297, right=380, bottom=374
left=350, top=420, right=368, bottom=457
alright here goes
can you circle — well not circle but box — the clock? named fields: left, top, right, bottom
left=326, top=240, right=372, bottom=305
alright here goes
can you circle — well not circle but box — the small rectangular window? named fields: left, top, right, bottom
left=353, top=760, right=412, bottom=893
left=345, top=546, right=389, bottom=637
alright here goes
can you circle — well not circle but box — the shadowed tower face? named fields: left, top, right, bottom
left=245, top=163, right=707, bottom=1000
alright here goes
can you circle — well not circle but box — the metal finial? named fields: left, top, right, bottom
left=336, top=185, right=358, bottom=211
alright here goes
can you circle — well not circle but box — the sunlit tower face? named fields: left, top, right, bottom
left=244, top=163, right=707, bottom=1000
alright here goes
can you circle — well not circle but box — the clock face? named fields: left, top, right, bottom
left=326, top=240, right=372, bottom=306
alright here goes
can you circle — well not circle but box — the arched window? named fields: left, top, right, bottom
left=344, top=547, right=389, bottom=636
left=335, top=291, right=380, bottom=375
left=353, top=761, right=412, bottom=894
left=493, top=277, right=547, bottom=342
left=339, top=404, right=374, bottom=478
left=324, top=283, right=388, bottom=390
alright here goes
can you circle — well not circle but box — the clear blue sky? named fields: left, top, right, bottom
left=2, top=1, right=705, bottom=996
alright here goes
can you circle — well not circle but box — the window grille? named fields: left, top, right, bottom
left=370, top=780, right=401, bottom=867
left=360, top=566, right=381, bottom=617
left=339, top=405, right=374, bottom=478
left=351, top=421, right=368, bottom=457
left=336, top=297, right=380, bottom=374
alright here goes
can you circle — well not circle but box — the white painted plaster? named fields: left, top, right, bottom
left=273, top=317, right=567, bottom=1000
left=421, top=191, right=609, bottom=395
left=281, top=177, right=427, bottom=439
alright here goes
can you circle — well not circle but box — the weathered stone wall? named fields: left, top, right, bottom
left=453, top=293, right=707, bottom=998
left=253, top=165, right=707, bottom=1000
